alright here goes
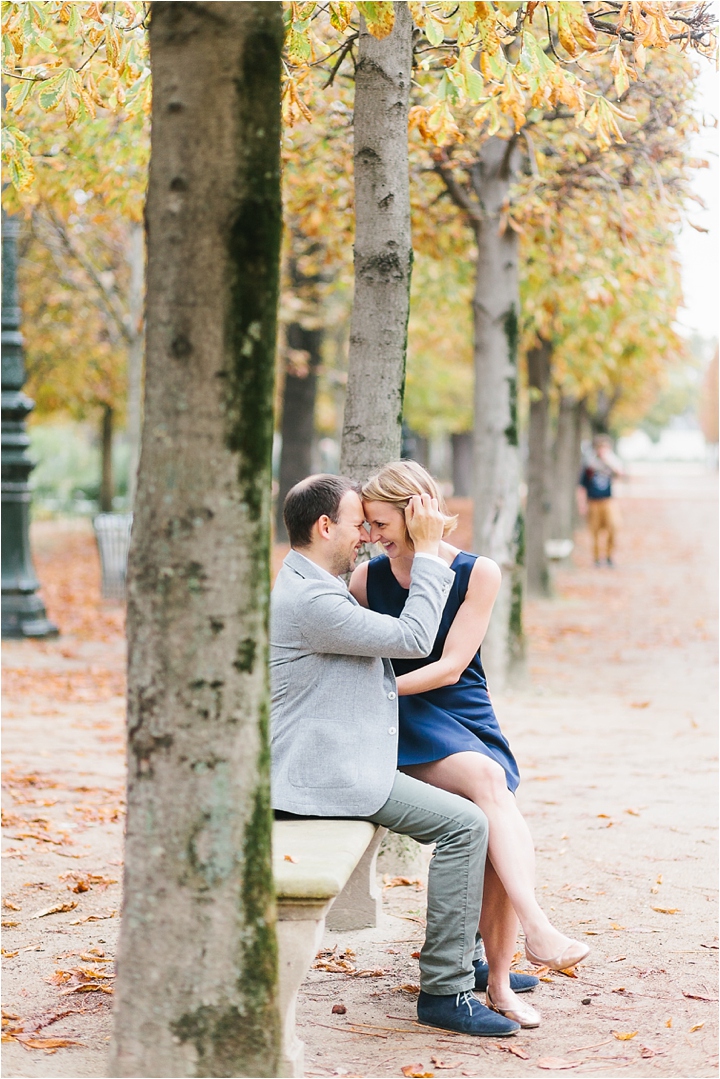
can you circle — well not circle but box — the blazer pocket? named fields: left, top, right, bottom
left=287, top=723, right=359, bottom=789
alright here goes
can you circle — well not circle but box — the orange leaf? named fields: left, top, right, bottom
left=401, top=1067, right=433, bottom=1078
left=613, top=1030, right=638, bottom=1040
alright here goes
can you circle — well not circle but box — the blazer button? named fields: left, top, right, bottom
left=387, top=691, right=396, bottom=700
left=388, top=726, right=397, bottom=735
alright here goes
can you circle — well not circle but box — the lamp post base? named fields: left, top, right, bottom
left=1, top=591, right=58, bottom=639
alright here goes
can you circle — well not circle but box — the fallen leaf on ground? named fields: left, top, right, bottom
left=651, top=906, right=680, bottom=914
left=384, top=876, right=424, bottom=889
left=682, top=991, right=718, bottom=1002
left=331, top=1004, right=346, bottom=1015
left=2, top=921, right=19, bottom=928
left=59, top=871, right=117, bottom=892
left=666, top=1018, right=672, bottom=1027
left=411, top=951, right=421, bottom=959
left=537, top=1058, right=580, bottom=1070
left=431, top=1055, right=465, bottom=1068
left=499, top=1044, right=530, bottom=1059
left=390, top=984, right=420, bottom=993
left=3, top=900, right=21, bottom=911
left=14, top=1035, right=84, bottom=1050
left=401, top=1066, right=433, bottom=1078
left=640, top=1047, right=656, bottom=1058
left=69, top=910, right=116, bottom=924
left=690, top=1023, right=704, bottom=1032
left=2, top=950, right=19, bottom=959
left=313, top=959, right=356, bottom=974
left=58, top=983, right=113, bottom=996
left=613, top=1031, right=638, bottom=1040
left=351, top=968, right=387, bottom=978
left=630, top=701, right=651, bottom=708
left=625, top=808, right=641, bottom=816
left=31, top=902, right=78, bottom=919
left=283, top=854, right=298, bottom=863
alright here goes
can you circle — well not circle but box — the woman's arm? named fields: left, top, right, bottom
left=395, top=556, right=501, bottom=695
left=348, top=560, right=369, bottom=607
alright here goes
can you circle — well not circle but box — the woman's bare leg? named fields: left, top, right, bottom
left=478, top=857, right=522, bottom=1010
left=403, top=752, right=575, bottom=960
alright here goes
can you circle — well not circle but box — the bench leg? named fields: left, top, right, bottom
left=326, top=826, right=387, bottom=931
left=276, top=901, right=331, bottom=1078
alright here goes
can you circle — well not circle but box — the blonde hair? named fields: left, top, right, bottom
left=362, top=460, right=458, bottom=541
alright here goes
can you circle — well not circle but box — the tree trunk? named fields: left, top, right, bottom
left=126, top=221, right=144, bottom=508
left=451, top=431, right=473, bottom=497
left=339, top=4, right=413, bottom=481
left=275, top=317, right=323, bottom=541
left=549, top=393, right=581, bottom=544
left=469, top=138, right=525, bottom=689
left=526, top=338, right=553, bottom=597
left=110, top=5, right=283, bottom=1077
left=99, top=402, right=114, bottom=512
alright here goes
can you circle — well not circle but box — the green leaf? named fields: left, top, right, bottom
left=287, top=26, right=311, bottom=64
left=5, top=76, right=34, bottom=113
left=37, top=70, right=66, bottom=111
left=425, top=16, right=445, bottom=47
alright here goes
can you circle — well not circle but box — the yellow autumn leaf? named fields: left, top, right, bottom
left=356, top=1, right=395, bottom=40
left=652, top=906, right=680, bottom=914
left=557, top=3, right=598, bottom=58
left=613, top=1030, right=638, bottom=1040
left=690, top=1023, right=704, bottom=1033
left=611, top=43, right=631, bottom=97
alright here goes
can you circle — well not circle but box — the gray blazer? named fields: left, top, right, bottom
left=270, top=548, right=454, bottom=816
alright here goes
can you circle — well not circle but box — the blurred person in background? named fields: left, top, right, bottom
left=577, top=434, right=626, bottom=567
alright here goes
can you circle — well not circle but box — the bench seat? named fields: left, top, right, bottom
left=273, top=820, right=386, bottom=1077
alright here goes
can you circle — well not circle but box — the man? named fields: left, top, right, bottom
left=577, top=434, right=625, bottom=567
left=270, top=474, right=536, bottom=1037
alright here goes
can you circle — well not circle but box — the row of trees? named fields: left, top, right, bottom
left=3, top=3, right=716, bottom=1073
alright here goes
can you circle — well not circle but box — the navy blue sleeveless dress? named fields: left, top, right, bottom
left=366, top=552, right=520, bottom=793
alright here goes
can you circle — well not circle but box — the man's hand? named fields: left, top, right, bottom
left=405, top=493, right=444, bottom=556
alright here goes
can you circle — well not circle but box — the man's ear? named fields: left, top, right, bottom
left=315, top=514, right=333, bottom=540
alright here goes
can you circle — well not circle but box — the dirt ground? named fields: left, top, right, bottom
left=2, top=462, right=717, bottom=1079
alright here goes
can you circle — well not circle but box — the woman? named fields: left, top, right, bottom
left=349, top=460, right=589, bottom=1028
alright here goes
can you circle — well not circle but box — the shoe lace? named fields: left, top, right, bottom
left=455, top=990, right=475, bottom=1015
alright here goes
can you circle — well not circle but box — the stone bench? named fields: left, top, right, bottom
left=273, top=820, right=387, bottom=1078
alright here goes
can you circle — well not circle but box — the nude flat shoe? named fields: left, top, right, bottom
left=486, top=988, right=541, bottom=1029
left=525, top=939, right=590, bottom=971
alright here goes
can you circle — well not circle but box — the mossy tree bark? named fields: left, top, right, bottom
left=99, top=402, right=114, bottom=512
left=339, top=4, right=413, bottom=481
left=110, top=5, right=283, bottom=1077
left=125, top=221, right=144, bottom=509
left=526, top=337, right=553, bottom=597
left=275, top=255, right=324, bottom=541
left=438, top=137, right=525, bottom=689
left=549, top=394, right=585, bottom=544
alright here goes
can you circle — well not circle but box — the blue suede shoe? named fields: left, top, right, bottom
left=473, top=960, right=539, bottom=994
left=417, top=989, right=520, bottom=1037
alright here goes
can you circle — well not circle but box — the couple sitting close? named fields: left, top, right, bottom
left=270, top=462, right=589, bottom=1038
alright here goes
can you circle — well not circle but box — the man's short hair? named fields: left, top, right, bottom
left=283, top=474, right=362, bottom=548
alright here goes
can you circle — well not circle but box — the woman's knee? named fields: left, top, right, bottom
left=464, top=755, right=509, bottom=803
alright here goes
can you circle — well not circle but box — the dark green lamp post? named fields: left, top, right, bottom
left=1, top=211, right=58, bottom=638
